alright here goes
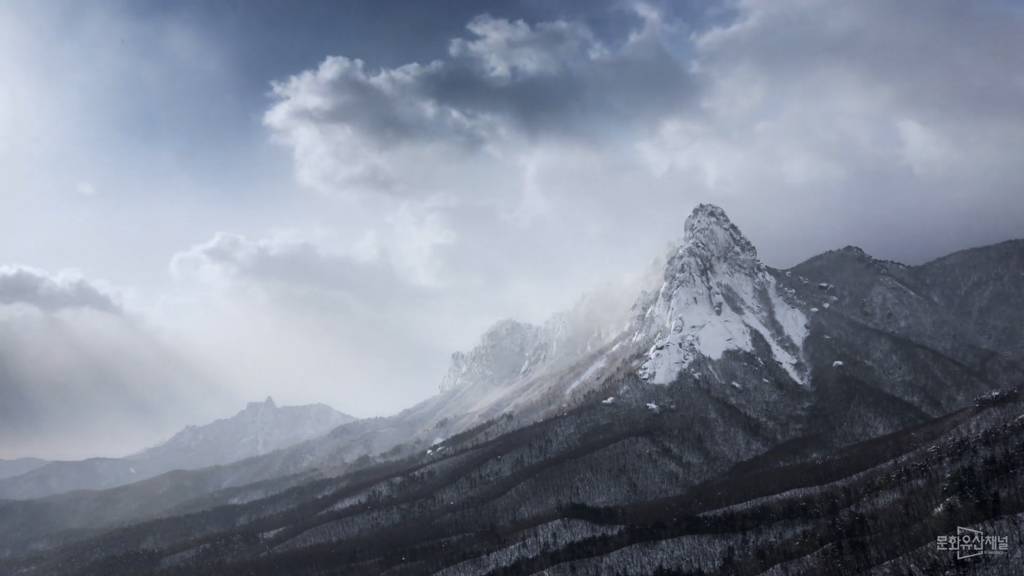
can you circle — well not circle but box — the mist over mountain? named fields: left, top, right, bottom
left=0, top=302, right=228, bottom=461
left=2, top=204, right=1021, bottom=575
left=0, top=458, right=47, bottom=480
left=0, top=397, right=353, bottom=500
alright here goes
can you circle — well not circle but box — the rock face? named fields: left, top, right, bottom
left=439, top=320, right=546, bottom=392
left=439, top=281, right=646, bottom=395
left=634, top=204, right=809, bottom=385
left=785, top=240, right=1024, bottom=424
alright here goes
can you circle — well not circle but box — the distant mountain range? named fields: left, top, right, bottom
left=2, top=204, right=1021, bottom=575
left=0, top=457, right=47, bottom=480
left=0, top=397, right=353, bottom=500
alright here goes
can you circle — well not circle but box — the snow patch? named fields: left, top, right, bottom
left=638, top=271, right=808, bottom=385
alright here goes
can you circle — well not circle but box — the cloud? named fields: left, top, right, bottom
left=160, top=212, right=468, bottom=418
left=0, top=268, right=226, bottom=460
left=265, top=1, right=1024, bottom=267
left=448, top=15, right=606, bottom=79
left=75, top=181, right=98, bottom=197
left=0, top=265, right=244, bottom=460
left=263, top=10, right=692, bottom=196
left=171, top=205, right=454, bottom=294
left=642, top=0, right=1024, bottom=263
left=0, top=305, right=223, bottom=460
left=169, top=231, right=414, bottom=306
left=0, top=266, right=121, bottom=314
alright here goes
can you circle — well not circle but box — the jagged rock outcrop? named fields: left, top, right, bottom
left=439, top=320, right=547, bottom=392
left=633, top=204, right=808, bottom=385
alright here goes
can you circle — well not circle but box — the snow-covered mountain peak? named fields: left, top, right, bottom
left=436, top=204, right=808, bottom=401
left=636, top=204, right=808, bottom=386
left=682, top=203, right=758, bottom=263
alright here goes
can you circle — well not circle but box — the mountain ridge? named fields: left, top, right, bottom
left=0, top=457, right=48, bottom=481
left=0, top=398, right=354, bottom=501
left=2, top=204, right=1022, bottom=574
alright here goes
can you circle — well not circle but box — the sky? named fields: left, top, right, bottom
left=1, top=0, right=1022, bottom=459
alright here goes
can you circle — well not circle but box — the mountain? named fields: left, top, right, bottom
left=634, top=205, right=809, bottom=386
left=11, top=386, right=1020, bottom=576
left=135, top=397, right=353, bottom=472
left=2, top=204, right=1022, bottom=575
left=0, top=397, right=354, bottom=500
left=439, top=280, right=645, bottom=394
left=0, top=458, right=47, bottom=480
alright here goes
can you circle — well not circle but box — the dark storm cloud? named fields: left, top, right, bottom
left=430, top=15, right=692, bottom=139
left=265, top=0, right=1024, bottom=263
left=263, top=5, right=696, bottom=143
left=264, top=10, right=696, bottom=193
left=0, top=267, right=121, bottom=314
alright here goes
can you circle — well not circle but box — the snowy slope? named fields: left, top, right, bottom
left=632, top=204, right=809, bottom=385
left=422, top=204, right=812, bottom=437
